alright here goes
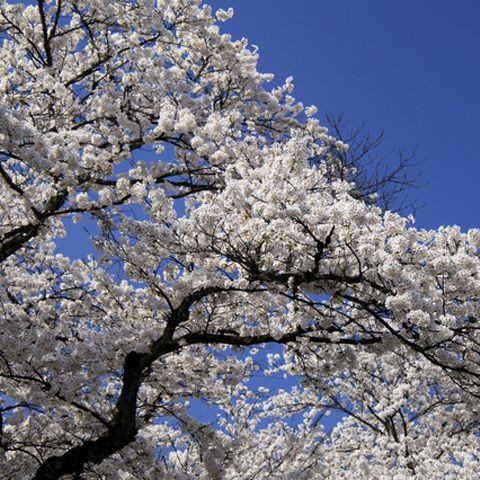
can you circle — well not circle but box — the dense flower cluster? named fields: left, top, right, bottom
left=0, top=1, right=479, bottom=478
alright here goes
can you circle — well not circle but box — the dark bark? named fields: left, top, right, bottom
left=34, top=287, right=225, bottom=479
left=35, top=352, right=142, bottom=480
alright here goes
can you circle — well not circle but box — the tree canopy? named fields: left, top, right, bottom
left=0, top=1, right=479, bottom=478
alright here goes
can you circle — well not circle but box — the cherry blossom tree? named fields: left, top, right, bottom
left=0, top=1, right=479, bottom=478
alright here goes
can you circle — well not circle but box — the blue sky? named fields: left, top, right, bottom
left=207, top=0, right=480, bottom=232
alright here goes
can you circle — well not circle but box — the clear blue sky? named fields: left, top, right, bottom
left=207, top=0, right=480, bottom=232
